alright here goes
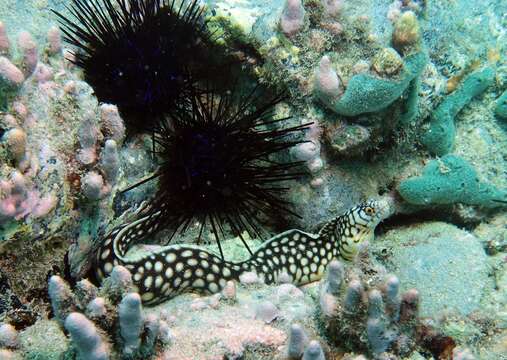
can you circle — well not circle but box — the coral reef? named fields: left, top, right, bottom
left=0, top=0, right=507, bottom=359
left=0, top=21, right=127, bottom=225
left=0, top=20, right=153, bottom=299
left=241, top=1, right=435, bottom=164
left=398, top=155, right=507, bottom=207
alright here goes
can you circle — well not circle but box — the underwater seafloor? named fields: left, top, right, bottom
left=1, top=0, right=507, bottom=359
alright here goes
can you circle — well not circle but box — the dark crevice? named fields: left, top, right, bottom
left=375, top=207, right=483, bottom=238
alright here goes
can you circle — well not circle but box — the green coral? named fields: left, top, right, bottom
left=494, top=89, right=507, bottom=120
left=320, top=51, right=428, bottom=116
left=398, top=155, right=507, bottom=207
left=421, top=67, right=495, bottom=156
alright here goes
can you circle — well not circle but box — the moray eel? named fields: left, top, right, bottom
left=95, top=197, right=393, bottom=305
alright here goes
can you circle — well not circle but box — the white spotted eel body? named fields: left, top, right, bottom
left=95, top=198, right=393, bottom=305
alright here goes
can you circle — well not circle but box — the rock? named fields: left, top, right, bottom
left=288, top=170, right=361, bottom=230
left=370, top=222, right=492, bottom=317
left=255, top=301, right=280, bottom=323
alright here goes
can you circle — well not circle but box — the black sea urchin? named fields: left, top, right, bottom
left=136, top=86, right=310, bottom=258
left=53, top=0, right=219, bottom=131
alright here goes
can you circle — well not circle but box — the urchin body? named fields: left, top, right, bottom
left=147, top=89, right=310, bottom=257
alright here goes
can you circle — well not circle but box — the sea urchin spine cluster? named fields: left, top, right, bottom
left=53, top=0, right=219, bottom=131
left=54, top=0, right=311, bottom=255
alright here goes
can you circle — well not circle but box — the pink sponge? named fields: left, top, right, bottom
left=0, top=171, right=56, bottom=222
left=17, top=31, right=38, bottom=76
left=281, top=0, right=306, bottom=37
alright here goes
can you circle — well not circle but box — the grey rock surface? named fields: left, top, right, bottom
left=371, top=221, right=492, bottom=317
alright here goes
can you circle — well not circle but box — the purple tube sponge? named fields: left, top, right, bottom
left=4, top=128, right=27, bottom=168
left=324, top=260, right=343, bottom=295
left=143, top=314, right=160, bottom=351
left=47, top=267, right=167, bottom=358
left=366, top=317, right=389, bottom=354
left=322, top=0, right=343, bottom=17
left=87, top=297, right=107, bottom=318
left=17, top=31, right=38, bottom=77
left=344, top=279, right=363, bottom=313
left=400, top=289, right=419, bottom=324
left=46, top=26, right=62, bottom=56
left=100, top=104, right=126, bottom=146
left=101, top=139, right=120, bottom=184
left=74, top=279, right=99, bottom=306
left=317, top=260, right=446, bottom=357
left=100, top=265, right=134, bottom=303
left=81, top=171, right=107, bottom=201
left=287, top=323, right=308, bottom=359
left=384, top=275, right=400, bottom=321
left=255, top=301, right=280, bottom=324
left=302, top=340, right=325, bottom=360
left=0, top=323, right=18, bottom=349
left=48, top=275, right=77, bottom=324
left=65, top=312, right=109, bottom=360
left=0, top=57, right=24, bottom=86
left=314, top=56, right=343, bottom=104
left=0, top=171, right=56, bottom=222
left=77, top=113, right=100, bottom=165
left=281, top=0, right=306, bottom=37
left=119, top=293, right=143, bottom=355
left=367, top=289, right=384, bottom=320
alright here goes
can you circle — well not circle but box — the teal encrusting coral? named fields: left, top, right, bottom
left=421, top=67, right=495, bottom=156
left=398, top=155, right=507, bottom=207
left=317, top=51, right=428, bottom=116
left=494, top=90, right=507, bottom=120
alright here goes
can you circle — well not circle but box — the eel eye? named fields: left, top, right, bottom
left=365, top=206, right=375, bottom=215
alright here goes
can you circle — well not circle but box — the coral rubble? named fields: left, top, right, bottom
left=0, top=0, right=507, bottom=359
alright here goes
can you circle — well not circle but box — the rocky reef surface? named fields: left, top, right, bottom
left=1, top=0, right=507, bottom=359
